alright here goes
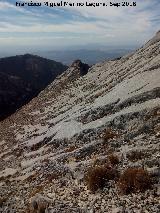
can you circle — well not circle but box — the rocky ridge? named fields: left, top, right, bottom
left=0, top=32, right=160, bottom=212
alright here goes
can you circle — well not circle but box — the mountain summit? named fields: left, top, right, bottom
left=70, top=59, right=90, bottom=76
left=0, top=32, right=160, bottom=212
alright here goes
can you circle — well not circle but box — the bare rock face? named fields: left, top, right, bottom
left=0, top=31, right=160, bottom=213
left=63, top=59, right=90, bottom=82
left=70, top=59, right=90, bottom=76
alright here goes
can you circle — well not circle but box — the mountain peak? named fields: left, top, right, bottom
left=71, top=59, right=82, bottom=67
left=70, top=59, right=90, bottom=76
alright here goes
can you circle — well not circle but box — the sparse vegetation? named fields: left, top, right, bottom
left=109, top=154, right=119, bottom=165
left=0, top=197, right=7, bottom=207
left=46, top=172, right=62, bottom=182
left=85, top=164, right=118, bottom=192
left=14, top=148, right=23, bottom=157
left=38, top=206, right=46, bottom=213
left=65, top=145, right=77, bottom=153
left=30, top=199, right=47, bottom=213
left=0, top=175, right=12, bottom=183
left=154, top=124, right=160, bottom=138
left=127, top=150, right=149, bottom=162
left=25, top=172, right=38, bottom=183
left=103, top=128, right=117, bottom=142
left=118, top=168, right=151, bottom=194
left=30, top=136, right=52, bottom=151
left=29, top=186, right=44, bottom=198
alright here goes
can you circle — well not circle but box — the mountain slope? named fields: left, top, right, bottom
left=0, top=54, right=68, bottom=120
left=0, top=32, right=160, bottom=212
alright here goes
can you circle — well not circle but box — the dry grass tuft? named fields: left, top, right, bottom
left=126, top=150, right=149, bottom=162
left=46, top=172, right=62, bottom=182
left=29, top=186, right=44, bottom=198
left=65, top=145, right=77, bottom=153
left=103, top=128, right=117, bottom=142
left=109, top=154, right=119, bottom=165
left=29, top=197, right=48, bottom=213
left=85, top=164, right=118, bottom=192
left=118, top=168, right=151, bottom=194
left=0, top=197, right=7, bottom=207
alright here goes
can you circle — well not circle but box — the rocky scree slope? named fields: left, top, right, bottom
left=0, top=54, right=68, bottom=120
left=0, top=32, right=160, bottom=212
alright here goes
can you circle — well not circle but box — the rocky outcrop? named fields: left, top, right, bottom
left=70, top=60, right=90, bottom=76
left=62, top=59, right=90, bottom=82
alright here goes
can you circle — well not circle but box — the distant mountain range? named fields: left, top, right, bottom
left=0, top=54, right=67, bottom=120
left=35, top=48, right=135, bottom=65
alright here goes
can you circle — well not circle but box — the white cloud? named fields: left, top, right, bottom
left=0, top=20, right=107, bottom=34
left=0, top=0, right=159, bottom=48
left=0, top=1, right=25, bottom=11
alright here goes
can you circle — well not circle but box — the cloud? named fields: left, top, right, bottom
left=0, top=1, right=15, bottom=10
left=0, top=0, right=160, bottom=50
left=0, top=20, right=107, bottom=34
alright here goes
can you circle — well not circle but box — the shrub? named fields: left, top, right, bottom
left=126, top=150, right=148, bottom=162
left=154, top=125, right=160, bottom=138
left=46, top=172, right=61, bottom=182
left=65, top=145, right=77, bottom=153
left=109, top=154, right=119, bottom=165
left=0, top=197, right=6, bottom=207
left=118, top=168, right=151, bottom=194
left=103, top=128, right=117, bottom=142
left=29, top=186, right=44, bottom=198
left=30, top=194, right=49, bottom=213
left=85, top=165, right=118, bottom=192
left=38, top=206, right=46, bottom=213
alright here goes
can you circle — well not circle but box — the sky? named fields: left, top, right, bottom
left=0, top=0, right=160, bottom=53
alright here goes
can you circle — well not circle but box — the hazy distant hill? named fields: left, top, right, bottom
left=36, top=48, right=134, bottom=65
left=0, top=54, right=67, bottom=120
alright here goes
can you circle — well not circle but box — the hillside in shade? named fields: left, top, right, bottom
left=0, top=54, right=68, bottom=120
left=0, top=32, right=160, bottom=212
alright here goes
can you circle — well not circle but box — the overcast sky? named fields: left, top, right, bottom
left=0, top=0, right=160, bottom=52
